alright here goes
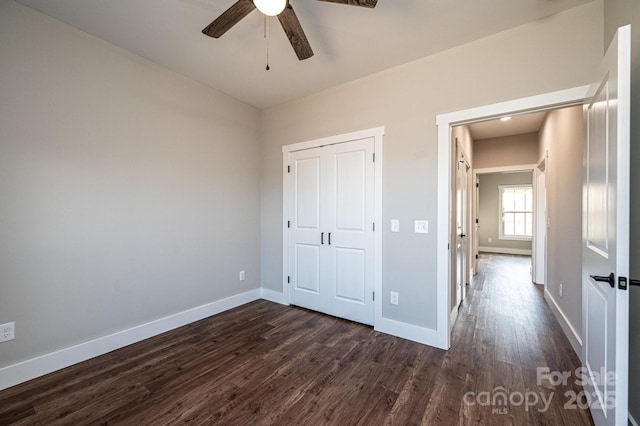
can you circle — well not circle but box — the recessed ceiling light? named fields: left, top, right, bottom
left=500, top=116, right=512, bottom=122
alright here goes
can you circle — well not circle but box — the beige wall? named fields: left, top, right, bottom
left=538, top=106, right=584, bottom=339
left=0, top=2, right=261, bottom=368
left=478, top=172, right=533, bottom=253
left=473, top=132, right=540, bottom=169
left=603, top=0, right=640, bottom=420
left=260, top=3, right=604, bottom=329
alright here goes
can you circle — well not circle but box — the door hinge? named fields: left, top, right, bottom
left=476, top=182, right=479, bottom=188
left=287, top=276, right=290, bottom=284
left=287, top=220, right=291, bottom=228
left=373, top=292, right=375, bottom=301
left=448, top=243, right=450, bottom=250
left=373, top=222, right=375, bottom=232
left=476, top=218, right=479, bottom=224
left=373, top=153, right=376, bottom=163
left=475, top=254, right=479, bottom=259
left=619, top=276, right=628, bottom=290
left=287, top=165, right=290, bottom=173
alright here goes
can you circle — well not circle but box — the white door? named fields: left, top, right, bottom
left=534, top=165, right=546, bottom=285
left=289, top=138, right=375, bottom=325
left=473, top=176, right=479, bottom=275
left=288, top=146, right=326, bottom=314
left=455, top=144, right=470, bottom=308
left=582, top=25, right=630, bottom=426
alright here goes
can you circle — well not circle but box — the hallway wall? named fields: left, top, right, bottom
left=538, top=106, right=584, bottom=352
left=473, top=133, right=539, bottom=169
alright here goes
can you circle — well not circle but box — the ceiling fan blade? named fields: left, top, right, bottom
left=202, top=0, right=256, bottom=38
left=316, top=0, right=377, bottom=8
left=277, top=4, right=314, bottom=60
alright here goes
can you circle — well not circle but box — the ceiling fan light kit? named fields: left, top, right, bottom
left=253, top=0, right=286, bottom=17
left=202, top=0, right=378, bottom=64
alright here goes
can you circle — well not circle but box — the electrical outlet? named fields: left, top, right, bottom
left=559, top=284, right=563, bottom=298
left=391, top=219, right=400, bottom=233
left=0, top=322, right=15, bottom=343
left=390, top=292, right=399, bottom=305
left=414, top=220, right=428, bottom=234
left=239, top=270, right=246, bottom=281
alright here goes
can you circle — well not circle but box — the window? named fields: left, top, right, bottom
left=499, top=185, right=533, bottom=240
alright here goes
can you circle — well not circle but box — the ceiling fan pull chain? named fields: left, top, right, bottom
left=264, top=15, right=270, bottom=71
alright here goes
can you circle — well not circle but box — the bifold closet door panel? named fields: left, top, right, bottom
left=289, top=147, right=326, bottom=314
left=323, top=139, right=375, bottom=325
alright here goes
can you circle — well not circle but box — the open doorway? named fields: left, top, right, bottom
left=450, top=112, right=545, bottom=322
left=448, top=102, right=586, bottom=360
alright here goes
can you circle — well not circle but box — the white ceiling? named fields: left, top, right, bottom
left=468, top=111, right=547, bottom=140
left=15, top=0, right=593, bottom=109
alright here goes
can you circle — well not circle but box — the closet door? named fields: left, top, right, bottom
left=288, top=138, right=375, bottom=326
left=324, top=138, right=375, bottom=325
left=289, top=147, right=326, bottom=314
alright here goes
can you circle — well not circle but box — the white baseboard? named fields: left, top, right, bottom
left=479, top=246, right=532, bottom=256
left=630, top=411, right=639, bottom=426
left=375, top=317, right=446, bottom=350
left=449, top=307, right=459, bottom=333
left=0, top=289, right=261, bottom=392
left=544, top=289, right=582, bottom=359
left=260, top=288, right=286, bottom=305
left=0, top=286, right=454, bottom=392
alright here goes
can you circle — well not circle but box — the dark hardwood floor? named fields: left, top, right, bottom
left=0, top=254, right=593, bottom=425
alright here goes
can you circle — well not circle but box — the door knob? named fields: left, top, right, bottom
left=590, top=272, right=615, bottom=288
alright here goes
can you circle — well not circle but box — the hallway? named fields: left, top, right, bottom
left=451, top=253, right=594, bottom=424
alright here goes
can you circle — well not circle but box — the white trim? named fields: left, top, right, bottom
left=281, top=126, right=385, bottom=154
left=436, top=120, right=453, bottom=349
left=474, top=164, right=537, bottom=175
left=282, top=126, right=385, bottom=331
left=435, top=86, right=589, bottom=128
left=373, top=131, right=384, bottom=333
left=629, top=412, right=639, bottom=426
left=436, top=86, right=589, bottom=351
left=374, top=318, right=444, bottom=348
left=0, top=289, right=261, bottom=391
left=449, top=306, right=460, bottom=332
left=260, top=288, right=286, bottom=305
left=544, top=289, right=583, bottom=359
left=478, top=246, right=532, bottom=256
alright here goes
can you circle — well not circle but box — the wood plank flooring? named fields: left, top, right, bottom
left=0, top=254, right=594, bottom=425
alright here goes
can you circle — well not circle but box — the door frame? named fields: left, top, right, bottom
left=435, top=86, right=589, bottom=349
left=282, top=126, right=384, bottom=325
left=532, top=155, right=548, bottom=287
left=472, top=165, right=537, bottom=257
left=451, top=140, right=471, bottom=327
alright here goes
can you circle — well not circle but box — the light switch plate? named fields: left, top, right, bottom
left=391, top=219, right=400, bottom=233
left=414, top=220, right=428, bottom=234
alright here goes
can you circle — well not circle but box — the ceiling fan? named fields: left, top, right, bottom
left=202, top=0, right=378, bottom=61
